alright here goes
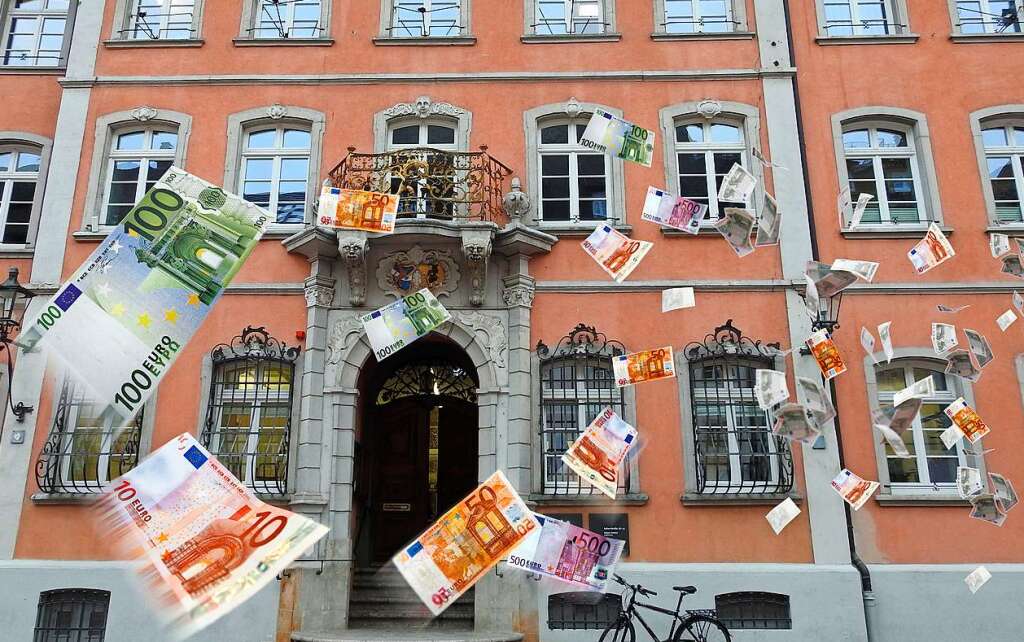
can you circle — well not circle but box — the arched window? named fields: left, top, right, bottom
left=536, top=324, right=630, bottom=496
left=841, top=122, right=926, bottom=225
left=674, top=117, right=748, bottom=220
left=240, top=124, right=311, bottom=224
left=0, top=143, right=40, bottom=244
left=34, top=589, right=110, bottom=641
left=979, top=119, right=1024, bottom=223
left=202, top=327, right=300, bottom=496
left=538, top=116, right=608, bottom=223
left=387, top=118, right=458, bottom=151
left=102, top=127, right=178, bottom=225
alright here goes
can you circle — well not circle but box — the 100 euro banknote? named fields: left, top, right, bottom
left=18, top=168, right=270, bottom=421
left=613, top=346, right=675, bottom=387
left=582, top=225, right=653, bottom=282
left=317, top=186, right=399, bottom=233
left=393, top=470, right=537, bottom=616
left=361, top=288, right=451, bottom=361
left=507, top=513, right=625, bottom=591
left=98, top=433, right=327, bottom=638
left=580, top=108, right=655, bottom=167
left=562, top=408, right=638, bottom=498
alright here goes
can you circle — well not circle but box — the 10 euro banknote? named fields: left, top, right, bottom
left=582, top=225, right=653, bottom=282
left=18, top=168, right=270, bottom=421
left=98, top=433, right=328, bottom=639
left=562, top=408, right=638, bottom=499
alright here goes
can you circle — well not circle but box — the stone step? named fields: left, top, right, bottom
left=348, top=600, right=475, bottom=621
left=293, top=629, right=523, bottom=642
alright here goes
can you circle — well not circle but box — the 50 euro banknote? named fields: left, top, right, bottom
left=17, top=168, right=270, bottom=421
left=97, top=433, right=328, bottom=639
left=317, top=186, right=399, bottom=233
left=393, top=470, right=538, bottom=616
left=361, top=288, right=451, bottom=361
left=580, top=109, right=655, bottom=167
left=613, top=346, right=675, bottom=387
left=562, top=408, right=638, bottom=499
left=582, top=225, right=653, bottom=282
left=506, top=513, right=625, bottom=592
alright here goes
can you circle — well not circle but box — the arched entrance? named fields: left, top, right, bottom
left=354, top=335, right=480, bottom=564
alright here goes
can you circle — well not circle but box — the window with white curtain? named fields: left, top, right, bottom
left=538, top=117, right=608, bottom=223
left=1, top=0, right=69, bottom=66
left=534, top=0, right=604, bottom=34
left=240, top=125, right=310, bottom=224
left=842, top=123, right=926, bottom=225
left=674, top=118, right=747, bottom=221
left=125, top=0, right=198, bottom=40
left=389, top=0, right=462, bottom=37
left=981, top=121, right=1024, bottom=224
left=662, top=0, right=735, bottom=33
left=0, top=145, right=40, bottom=244
left=955, top=0, right=1023, bottom=34
left=102, top=128, right=178, bottom=226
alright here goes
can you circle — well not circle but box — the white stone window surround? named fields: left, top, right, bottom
left=372, top=96, right=472, bottom=153
left=652, top=0, right=750, bottom=37
left=522, top=0, right=620, bottom=42
left=0, top=131, right=52, bottom=250
left=969, top=105, right=1024, bottom=230
left=109, top=0, right=205, bottom=43
left=948, top=0, right=1024, bottom=38
left=0, top=0, right=77, bottom=68
left=378, top=0, right=473, bottom=42
left=812, top=0, right=919, bottom=44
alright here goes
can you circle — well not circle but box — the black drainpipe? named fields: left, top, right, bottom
left=780, top=0, right=875, bottom=618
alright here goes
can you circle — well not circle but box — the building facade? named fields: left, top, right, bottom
left=0, top=1, right=1020, bottom=641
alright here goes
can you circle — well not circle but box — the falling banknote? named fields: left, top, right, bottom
left=317, top=186, right=399, bottom=233
left=965, top=566, right=992, bottom=594
left=773, top=403, right=821, bottom=445
left=715, top=208, right=756, bottom=257
left=717, top=163, right=757, bottom=204
left=943, top=397, right=990, bottom=444
left=580, top=108, right=655, bottom=167
left=957, top=466, right=984, bottom=499
left=361, top=288, right=451, bottom=362
left=507, top=513, right=624, bottom=591
left=754, top=369, right=789, bottom=410
left=613, top=346, right=675, bottom=387
left=908, top=223, right=955, bottom=274
left=990, top=473, right=1018, bottom=513
left=765, top=497, right=801, bottom=535
left=831, top=469, right=879, bottom=511
left=641, top=187, right=706, bottom=234
left=17, top=168, right=270, bottom=421
left=582, top=225, right=653, bottom=282
left=562, top=408, right=638, bottom=498
left=931, top=323, right=958, bottom=357
left=806, top=329, right=847, bottom=380
left=97, top=433, right=328, bottom=638
left=393, top=470, right=538, bottom=616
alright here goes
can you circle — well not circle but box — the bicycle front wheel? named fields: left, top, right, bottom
left=599, top=616, right=636, bottom=642
left=674, top=614, right=731, bottom=642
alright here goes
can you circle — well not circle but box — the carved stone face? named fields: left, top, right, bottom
left=465, top=244, right=487, bottom=261
left=415, top=96, right=432, bottom=118
left=342, top=242, right=363, bottom=260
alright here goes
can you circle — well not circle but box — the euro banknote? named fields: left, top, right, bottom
left=957, top=466, right=984, bottom=499
left=997, top=310, right=1017, bottom=331
left=969, top=494, right=1006, bottom=527
left=582, top=225, right=653, bottom=282
left=965, top=566, right=992, bottom=593
left=765, top=497, right=801, bottom=535
left=580, top=109, right=655, bottom=167
left=506, top=513, right=624, bottom=591
left=806, top=329, right=847, bottom=380
left=754, top=369, right=789, bottom=410
left=991, top=232, right=1010, bottom=258
left=317, top=186, right=399, bottom=233
left=755, top=192, right=781, bottom=247
left=772, top=403, right=821, bottom=445
left=392, top=470, right=537, bottom=616
left=715, top=207, right=755, bottom=257
left=717, top=163, right=756, bottom=204
left=892, top=376, right=935, bottom=409
left=831, top=469, right=879, bottom=511
left=562, top=408, right=638, bottom=498
left=796, top=376, right=836, bottom=430
left=641, top=186, right=705, bottom=234
left=18, top=168, right=270, bottom=421
left=861, top=327, right=877, bottom=364
left=931, top=322, right=958, bottom=356
left=878, top=321, right=893, bottom=363
left=990, top=473, right=1018, bottom=513
left=945, top=349, right=981, bottom=383
left=831, top=258, right=878, bottom=283
left=964, top=328, right=993, bottom=369
left=876, top=424, right=911, bottom=458
left=361, top=288, right=451, bottom=361
left=944, top=397, right=990, bottom=444
left=908, top=223, right=955, bottom=274
left=613, top=346, right=675, bottom=387
left=98, top=433, right=327, bottom=638
left=661, top=287, right=695, bottom=312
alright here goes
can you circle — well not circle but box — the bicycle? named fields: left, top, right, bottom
left=598, top=574, right=731, bottom=642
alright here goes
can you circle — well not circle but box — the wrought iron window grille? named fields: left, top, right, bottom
left=376, top=359, right=477, bottom=406
left=34, top=588, right=110, bottom=642
left=956, top=4, right=1023, bottom=32
left=35, top=379, right=143, bottom=495
left=327, top=146, right=513, bottom=224
left=714, top=592, right=792, bottom=630
left=389, top=1, right=464, bottom=37
left=684, top=320, right=794, bottom=495
left=201, top=326, right=300, bottom=496
left=249, top=0, right=324, bottom=38
left=536, top=324, right=629, bottom=496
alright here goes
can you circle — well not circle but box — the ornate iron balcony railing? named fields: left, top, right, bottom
left=326, top=146, right=513, bottom=224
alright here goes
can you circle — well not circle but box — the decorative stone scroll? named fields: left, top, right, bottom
left=383, top=96, right=466, bottom=120
left=130, top=106, right=157, bottom=122
left=267, top=104, right=289, bottom=120
left=326, top=314, right=365, bottom=366
left=451, top=311, right=507, bottom=368
left=697, top=99, right=723, bottom=120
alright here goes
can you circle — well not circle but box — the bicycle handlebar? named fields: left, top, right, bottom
left=613, top=574, right=657, bottom=597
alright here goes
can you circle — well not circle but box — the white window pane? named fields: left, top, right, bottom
left=0, top=152, right=10, bottom=172
left=244, top=158, right=273, bottom=180
left=116, top=131, right=146, bottom=151
left=876, top=129, right=908, bottom=148
left=843, top=129, right=870, bottom=149
left=151, top=131, right=178, bottom=151
left=982, top=127, right=1008, bottom=148
left=676, top=123, right=704, bottom=143
left=540, top=124, right=569, bottom=145
left=15, top=151, right=40, bottom=172
left=391, top=125, right=420, bottom=145
left=279, top=157, right=308, bottom=180
left=709, top=123, right=742, bottom=143
left=282, top=129, right=311, bottom=149
left=247, top=129, right=277, bottom=149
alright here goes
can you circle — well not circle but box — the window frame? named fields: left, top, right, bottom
left=379, top=0, right=472, bottom=40
left=659, top=100, right=763, bottom=233
left=0, top=132, right=51, bottom=249
left=813, top=0, right=913, bottom=40
left=536, top=116, right=612, bottom=226
left=524, top=100, right=627, bottom=233
left=652, top=0, right=749, bottom=37
left=840, top=121, right=927, bottom=227
left=373, top=98, right=473, bottom=153
left=865, top=350, right=987, bottom=503
left=34, top=588, right=110, bottom=642
left=238, top=0, right=333, bottom=41
left=100, top=126, right=180, bottom=228
left=970, top=106, right=1024, bottom=229
left=523, top=0, right=619, bottom=40
left=831, top=107, right=944, bottom=235
left=240, top=124, right=312, bottom=225
left=0, top=0, right=77, bottom=69
left=110, top=0, right=205, bottom=43
left=948, top=0, right=1024, bottom=37
left=81, top=108, right=191, bottom=233
left=224, top=106, right=325, bottom=232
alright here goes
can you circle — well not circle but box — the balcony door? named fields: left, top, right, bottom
left=387, top=119, right=460, bottom=219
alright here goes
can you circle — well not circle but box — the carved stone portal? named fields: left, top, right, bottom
left=461, top=230, right=492, bottom=307
left=451, top=311, right=507, bottom=368
left=376, top=246, right=460, bottom=300
left=338, top=233, right=368, bottom=307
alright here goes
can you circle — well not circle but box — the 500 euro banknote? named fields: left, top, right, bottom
left=317, top=186, right=399, bottom=233
left=507, top=514, right=625, bottom=592
left=17, top=168, right=270, bottom=422
left=98, top=434, right=327, bottom=639
left=562, top=408, right=638, bottom=499
left=393, top=471, right=538, bottom=616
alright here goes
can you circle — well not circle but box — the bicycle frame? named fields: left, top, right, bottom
left=620, top=586, right=690, bottom=641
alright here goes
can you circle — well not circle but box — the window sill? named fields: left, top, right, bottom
left=535, top=223, right=632, bottom=237
left=951, top=33, right=1024, bottom=44
left=521, top=33, right=622, bottom=44
left=840, top=225, right=952, bottom=240
left=986, top=225, right=1024, bottom=234
left=31, top=493, right=101, bottom=505
left=875, top=493, right=971, bottom=506
left=373, top=36, right=477, bottom=46
left=681, top=492, right=801, bottom=506
left=0, top=246, right=34, bottom=257
left=660, top=226, right=732, bottom=237
left=103, top=38, right=204, bottom=48
left=815, top=34, right=920, bottom=46
left=74, top=228, right=300, bottom=241
left=528, top=493, right=648, bottom=507
left=650, top=31, right=755, bottom=41
left=232, top=37, right=334, bottom=47
left=0, top=66, right=65, bottom=75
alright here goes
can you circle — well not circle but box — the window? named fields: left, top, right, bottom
left=34, top=589, right=110, bottom=642
left=979, top=119, right=1024, bottom=224
left=659, top=0, right=737, bottom=34
left=715, top=592, right=792, bottom=630
left=674, top=118, right=748, bottom=221
left=387, top=0, right=464, bottom=37
left=242, top=0, right=327, bottom=39
left=842, top=124, right=925, bottom=225
left=240, top=125, right=310, bottom=224
left=538, top=118, right=608, bottom=224
left=872, top=362, right=970, bottom=492
left=102, top=128, right=177, bottom=226
left=681, top=321, right=793, bottom=496
left=0, top=144, right=40, bottom=245
left=388, top=120, right=458, bottom=151
left=35, top=377, right=144, bottom=495
left=526, top=0, right=617, bottom=36
left=118, top=0, right=199, bottom=40
left=953, top=0, right=1022, bottom=34
left=1, top=0, right=71, bottom=66
left=202, top=327, right=300, bottom=496
left=536, top=324, right=631, bottom=496
left=816, top=0, right=909, bottom=36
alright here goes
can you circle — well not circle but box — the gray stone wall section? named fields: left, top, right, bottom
left=502, top=271, right=535, bottom=494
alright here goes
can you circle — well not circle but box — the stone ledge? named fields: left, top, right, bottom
left=874, top=494, right=971, bottom=506
left=528, top=492, right=648, bottom=506
left=680, top=492, right=802, bottom=506
left=293, top=632, right=523, bottom=642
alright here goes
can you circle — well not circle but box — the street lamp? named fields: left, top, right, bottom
left=0, top=267, right=35, bottom=422
left=811, top=291, right=844, bottom=335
